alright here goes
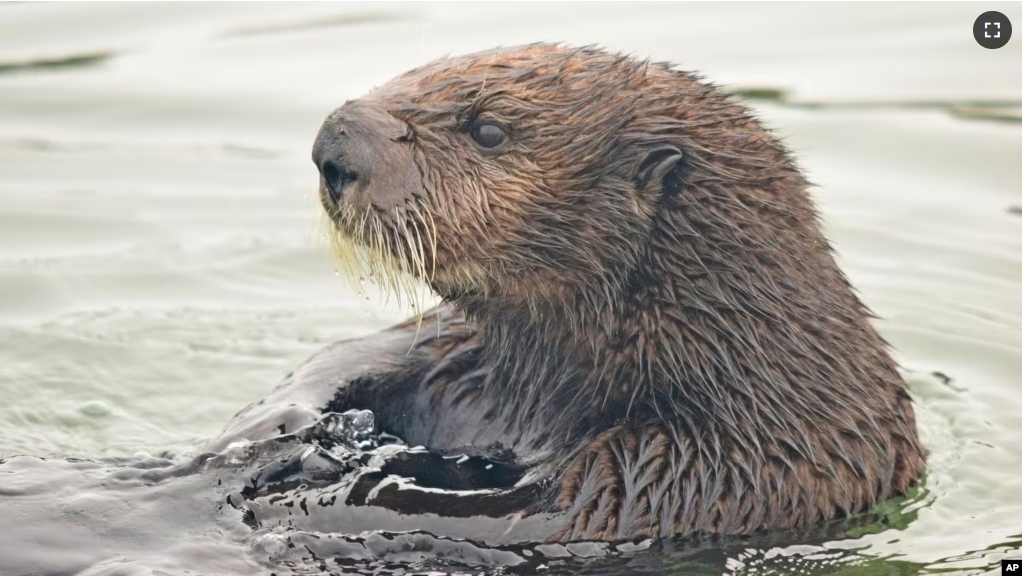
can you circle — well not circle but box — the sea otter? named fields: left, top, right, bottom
left=308, top=44, right=925, bottom=541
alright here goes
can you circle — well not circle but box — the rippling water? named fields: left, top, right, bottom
left=0, top=2, right=1019, bottom=575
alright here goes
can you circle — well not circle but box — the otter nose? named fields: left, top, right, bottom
left=313, top=100, right=413, bottom=211
left=312, top=122, right=359, bottom=206
left=319, top=159, right=358, bottom=205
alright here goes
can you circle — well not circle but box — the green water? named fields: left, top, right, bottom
left=0, top=2, right=1018, bottom=574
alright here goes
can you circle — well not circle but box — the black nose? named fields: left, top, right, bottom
left=312, top=116, right=359, bottom=205
left=320, top=159, right=358, bottom=205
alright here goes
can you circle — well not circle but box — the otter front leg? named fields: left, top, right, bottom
left=205, top=313, right=429, bottom=452
left=206, top=341, right=403, bottom=452
left=207, top=306, right=466, bottom=453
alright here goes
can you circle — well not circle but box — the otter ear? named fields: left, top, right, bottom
left=633, top=145, right=683, bottom=192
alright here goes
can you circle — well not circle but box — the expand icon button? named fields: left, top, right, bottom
left=974, top=11, right=1012, bottom=49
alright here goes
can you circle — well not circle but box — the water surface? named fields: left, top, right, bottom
left=0, top=2, right=1019, bottom=575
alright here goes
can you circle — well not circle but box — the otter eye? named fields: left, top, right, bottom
left=470, top=123, right=507, bottom=149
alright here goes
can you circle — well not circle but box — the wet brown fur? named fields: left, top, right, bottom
left=315, top=44, right=926, bottom=541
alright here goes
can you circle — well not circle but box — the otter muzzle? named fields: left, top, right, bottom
left=312, top=99, right=417, bottom=215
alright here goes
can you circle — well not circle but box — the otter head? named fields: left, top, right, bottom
left=312, top=44, right=761, bottom=319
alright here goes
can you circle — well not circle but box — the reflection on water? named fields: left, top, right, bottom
left=0, top=2, right=1018, bottom=575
